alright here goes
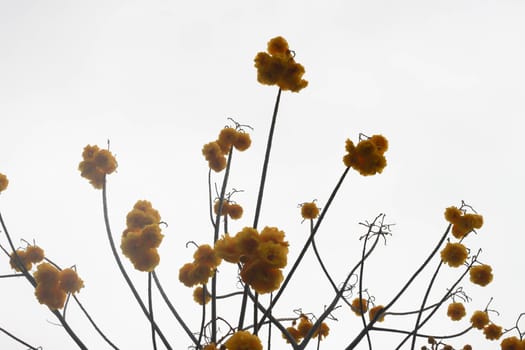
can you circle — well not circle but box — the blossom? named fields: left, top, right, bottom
left=203, top=344, right=217, bottom=350
left=301, top=202, right=320, bottom=220
left=235, top=227, right=260, bottom=259
left=193, top=286, right=211, bottom=305
left=369, top=305, right=385, bottom=322
left=444, top=206, right=463, bottom=224
left=33, top=263, right=60, bottom=285
left=444, top=205, right=483, bottom=239
left=217, top=127, right=238, bottom=153
left=470, top=310, right=490, bottom=329
left=59, top=268, right=84, bottom=294
left=25, top=245, right=45, bottom=263
left=440, top=242, right=468, bottom=267
left=343, top=136, right=388, bottom=176
left=178, top=262, right=214, bottom=287
left=202, top=141, right=227, bottom=172
left=35, top=283, right=67, bottom=310
left=351, top=298, right=369, bottom=316
left=256, top=241, right=288, bottom=269
left=240, top=260, right=283, bottom=294
left=470, top=264, right=493, bottom=286
left=297, top=315, right=313, bottom=337
left=233, top=132, right=251, bottom=151
left=283, top=327, right=302, bottom=343
left=193, top=244, right=221, bottom=269
left=500, top=336, right=525, bottom=350
left=224, top=331, right=262, bottom=350
left=9, top=250, right=32, bottom=272
left=121, top=201, right=163, bottom=271
left=254, top=36, right=308, bottom=92
left=447, top=302, right=466, bottom=321
left=214, top=234, right=241, bottom=263
left=227, top=203, right=243, bottom=220
left=78, top=145, right=117, bottom=189
left=483, top=323, right=503, bottom=340
left=313, top=322, right=330, bottom=340
left=0, top=172, right=8, bottom=193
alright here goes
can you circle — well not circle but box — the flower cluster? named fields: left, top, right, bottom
left=0, top=172, right=8, bottom=193
left=469, top=310, right=505, bottom=341
left=179, top=244, right=221, bottom=287
left=33, top=263, right=84, bottom=310
left=224, top=331, right=262, bottom=350
left=202, top=127, right=252, bottom=172
left=9, top=245, right=45, bottom=272
left=78, top=145, right=118, bottom=189
left=121, top=200, right=163, bottom=272
left=444, top=206, right=483, bottom=239
left=283, top=314, right=329, bottom=343
left=213, top=199, right=243, bottom=220
left=215, top=226, right=288, bottom=294
left=254, top=36, right=308, bottom=92
left=343, top=135, right=388, bottom=176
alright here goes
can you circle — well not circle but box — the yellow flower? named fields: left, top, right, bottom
left=301, top=202, right=320, bottom=220
left=213, top=199, right=230, bottom=216
left=0, top=173, right=8, bottom=193
left=235, top=227, right=260, bottom=259
left=141, top=224, right=164, bottom=249
left=351, top=298, right=369, bottom=316
left=283, top=326, right=302, bottom=343
left=297, top=315, right=313, bottom=337
left=227, top=203, right=243, bottom=220
left=259, top=226, right=287, bottom=245
left=25, top=245, right=45, bottom=264
left=202, top=141, right=227, bottom=172
left=130, top=248, right=160, bottom=272
left=343, top=137, right=388, bottom=176
left=450, top=212, right=483, bottom=239
left=440, top=242, right=468, bottom=267
left=203, top=344, right=217, bottom=350
left=500, top=336, right=524, bottom=350
left=256, top=241, right=288, bottom=269
left=78, top=145, right=117, bottom=189
left=447, top=302, right=466, bottom=321
left=470, top=310, right=489, bottom=329
left=444, top=206, right=463, bottom=224
left=254, top=37, right=308, bottom=92
left=35, top=283, right=67, bottom=310
left=369, top=305, right=385, bottom=322
left=193, top=286, right=211, bottom=305
left=9, top=249, right=32, bottom=272
left=233, top=132, right=251, bottom=151
left=33, top=262, right=60, bottom=285
left=214, top=234, right=241, bottom=263
left=470, top=264, right=493, bottom=286
left=59, top=268, right=84, bottom=294
left=193, top=244, right=222, bottom=269
left=225, top=331, right=262, bottom=350
left=313, top=322, right=330, bottom=340
left=483, top=323, right=503, bottom=340
left=240, top=260, right=283, bottom=294
left=179, top=262, right=214, bottom=287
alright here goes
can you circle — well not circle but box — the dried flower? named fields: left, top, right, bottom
left=0, top=173, right=8, bottom=193
left=470, top=310, right=490, bottom=329
left=483, top=323, right=503, bottom=340
left=301, top=202, right=320, bottom=220
left=447, top=302, right=466, bottom=321
left=470, top=264, right=493, bottom=287
left=440, top=242, right=468, bottom=267
left=224, top=331, right=262, bottom=350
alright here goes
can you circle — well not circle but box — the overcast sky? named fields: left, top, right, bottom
left=1, top=1, right=524, bottom=349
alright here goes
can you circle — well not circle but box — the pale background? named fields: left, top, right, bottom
left=1, top=1, right=524, bottom=349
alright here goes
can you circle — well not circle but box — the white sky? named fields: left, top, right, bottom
left=1, top=1, right=524, bottom=349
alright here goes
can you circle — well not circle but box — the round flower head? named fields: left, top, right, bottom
left=131, top=248, right=160, bottom=272
left=235, top=227, right=260, bottom=259
left=283, top=326, right=302, bottom=343
left=225, top=331, right=262, bottom=350
left=78, top=145, right=117, bottom=189
left=483, top=323, right=503, bottom=340
left=369, top=305, right=385, bottom=322
left=297, top=315, right=313, bottom=337
left=214, top=234, right=241, bottom=263
left=213, top=199, right=230, bottom=216
left=25, top=245, right=45, bottom=264
left=351, top=298, right=369, bottom=316
left=444, top=206, right=463, bottom=224
left=267, top=36, right=290, bottom=57
left=447, top=302, right=466, bottom=321
left=369, top=134, right=389, bottom=154
left=233, top=132, right=251, bottom=151
left=0, top=173, right=9, bottom=193
left=301, top=202, right=320, bottom=220
left=141, top=224, right=164, bottom=249
left=35, top=283, right=67, bottom=310
left=343, top=137, right=388, bottom=176
left=470, top=264, right=493, bottom=286
left=133, top=200, right=161, bottom=222
left=240, top=260, right=283, bottom=294
left=440, top=242, right=468, bottom=267
left=59, top=268, right=84, bottom=294
left=202, top=141, right=227, bottom=172
left=9, top=250, right=32, bottom=272
left=33, top=262, right=60, bottom=285
left=259, top=226, right=287, bottom=245
left=126, top=208, right=156, bottom=230
left=193, top=244, right=221, bottom=269
left=217, top=127, right=238, bottom=154
left=313, top=322, right=330, bottom=340
left=193, top=286, right=211, bottom=305
left=227, top=203, right=243, bottom=220
left=256, top=241, right=288, bottom=268
left=470, top=310, right=489, bottom=329
left=500, top=336, right=524, bottom=350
